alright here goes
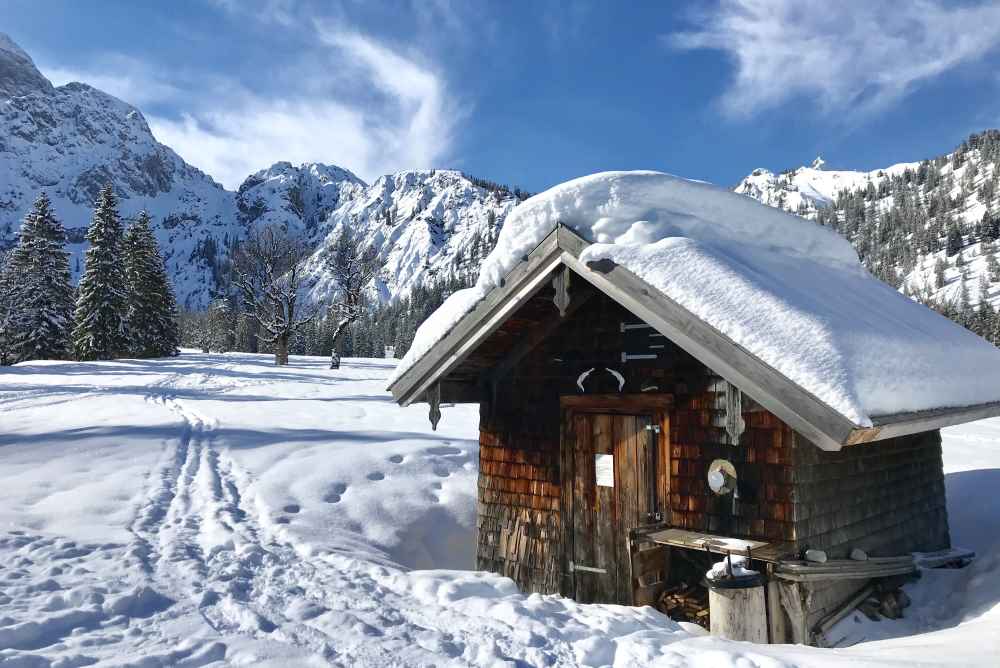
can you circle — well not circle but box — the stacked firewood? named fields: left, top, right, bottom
left=657, top=583, right=710, bottom=627
left=857, top=584, right=912, bottom=621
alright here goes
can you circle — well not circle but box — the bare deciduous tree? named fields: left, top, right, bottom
left=325, top=227, right=380, bottom=351
left=232, top=226, right=316, bottom=365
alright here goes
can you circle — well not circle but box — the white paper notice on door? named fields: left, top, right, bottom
left=595, top=454, right=614, bottom=487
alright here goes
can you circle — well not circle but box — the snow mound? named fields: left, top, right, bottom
left=706, top=555, right=759, bottom=580
left=394, top=171, right=1000, bottom=427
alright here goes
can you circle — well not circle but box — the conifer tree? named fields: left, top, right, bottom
left=124, top=211, right=180, bottom=358
left=73, top=185, right=129, bottom=360
left=934, top=257, right=948, bottom=290
left=6, top=193, right=75, bottom=362
left=0, top=249, right=20, bottom=365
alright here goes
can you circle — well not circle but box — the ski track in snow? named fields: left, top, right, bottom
left=3, top=353, right=1000, bottom=667
left=0, top=356, right=553, bottom=665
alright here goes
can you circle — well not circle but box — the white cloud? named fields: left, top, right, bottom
left=316, top=27, right=462, bottom=176
left=668, top=0, right=1000, bottom=119
left=40, top=27, right=460, bottom=191
left=149, top=100, right=373, bottom=189
left=41, top=56, right=183, bottom=107
left=147, top=30, right=459, bottom=189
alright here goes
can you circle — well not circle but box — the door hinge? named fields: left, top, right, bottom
left=569, top=561, right=607, bottom=574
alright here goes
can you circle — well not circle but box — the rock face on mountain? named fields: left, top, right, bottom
left=0, top=34, right=525, bottom=309
left=0, top=33, right=53, bottom=98
left=235, top=162, right=366, bottom=245
left=304, top=170, right=520, bottom=304
left=0, top=33, right=240, bottom=307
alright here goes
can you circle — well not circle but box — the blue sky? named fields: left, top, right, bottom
left=7, top=0, right=1000, bottom=192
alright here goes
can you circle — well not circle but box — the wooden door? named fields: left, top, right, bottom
left=569, top=411, right=657, bottom=604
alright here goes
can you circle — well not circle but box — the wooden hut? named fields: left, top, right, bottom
left=387, top=175, right=1000, bottom=645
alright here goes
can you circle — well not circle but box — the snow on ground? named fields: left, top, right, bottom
left=1, top=352, right=999, bottom=666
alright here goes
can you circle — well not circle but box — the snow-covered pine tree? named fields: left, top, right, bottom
left=72, top=185, right=129, bottom=361
left=123, top=212, right=180, bottom=358
left=5, top=193, right=75, bottom=363
left=0, top=248, right=20, bottom=365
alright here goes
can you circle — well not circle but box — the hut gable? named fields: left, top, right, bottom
left=389, top=225, right=1000, bottom=450
left=389, top=172, right=1000, bottom=448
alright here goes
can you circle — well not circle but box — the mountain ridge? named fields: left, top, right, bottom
left=735, top=130, right=1000, bottom=340
left=0, top=33, right=526, bottom=310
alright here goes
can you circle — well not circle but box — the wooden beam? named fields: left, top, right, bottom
left=560, top=393, right=674, bottom=412
left=388, top=227, right=565, bottom=406
left=556, top=237, right=857, bottom=451
left=486, top=285, right=594, bottom=386
left=846, top=401, right=1000, bottom=445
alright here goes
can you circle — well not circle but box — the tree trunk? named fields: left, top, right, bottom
left=330, top=316, right=354, bottom=352
left=275, top=333, right=289, bottom=366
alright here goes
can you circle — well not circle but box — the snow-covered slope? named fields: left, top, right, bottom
left=304, top=170, right=520, bottom=304
left=735, top=135, right=1000, bottom=318
left=1, top=352, right=998, bottom=665
left=735, top=156, right=921, bottom=217
left=235, top=162, right=366, bottom=244
left=0, top=33, right=243, bottom=308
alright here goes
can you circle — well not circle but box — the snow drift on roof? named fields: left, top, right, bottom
left=391, top=171, right=1000, bottom=426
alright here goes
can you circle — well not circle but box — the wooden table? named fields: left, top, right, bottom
left=642, top=527, right=791, bottom=564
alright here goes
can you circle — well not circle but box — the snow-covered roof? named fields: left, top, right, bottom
left=389, top=171, right=1000, bottom=448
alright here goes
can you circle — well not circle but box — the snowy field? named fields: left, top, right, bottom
left=0, top=352, right=998, bottom=667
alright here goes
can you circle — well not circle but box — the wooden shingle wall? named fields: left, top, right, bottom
left=476, top=386, right=562, bottom=594
left=471, top=286, right=951, bottom=597
left=669, top=397, right=798, bottom=544
left=791, top=430, right=950, bottom=557
left=474, top=290, right=802, bottom=592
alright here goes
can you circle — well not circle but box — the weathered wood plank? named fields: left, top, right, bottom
left=615, top=414, right=639, bottom=604
left=592, top=413, right=618, bottom=603
left=559, top=408, right=575, bottom=597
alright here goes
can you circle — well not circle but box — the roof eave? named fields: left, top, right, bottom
left=846, top=401, right=1000, bottom=445
left=389, top=225, right=993, bottom=451
left=387, top=226, right=567, bottom=406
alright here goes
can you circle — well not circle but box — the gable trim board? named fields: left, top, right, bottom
left=387, top=225, right=1000, bottom=450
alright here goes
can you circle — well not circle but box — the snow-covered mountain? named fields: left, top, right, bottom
left=736, top=133, right=1000, bottom=334
left=235, top=162, right=366, bottom=245
left=735, top=156, right=922, bottom=217
left=0, top=33, right=243, bottom=307
left=303, top=170, right=520, bottom=304
left=0, top=34, right=525, bottom=310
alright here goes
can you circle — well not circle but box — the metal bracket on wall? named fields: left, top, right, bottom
left=621, top=352, right=657, bottom=362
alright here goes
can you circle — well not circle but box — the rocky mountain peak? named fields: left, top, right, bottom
left=0, top=33, right=53, bottom=99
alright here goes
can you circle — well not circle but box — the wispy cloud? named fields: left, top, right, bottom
left=667, top=0, right=1000, bottom=120
left=41, top=55, right=183, bottom=107
left=38, top=13, right=461, bottom=190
